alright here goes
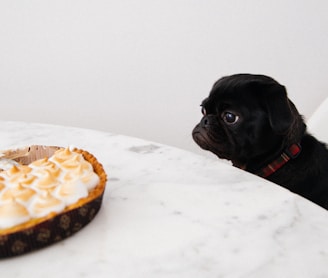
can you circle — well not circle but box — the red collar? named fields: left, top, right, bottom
left=256, top=143, right=302, bottom=178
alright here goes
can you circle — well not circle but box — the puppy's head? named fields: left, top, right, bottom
left=192, top=74, right=305, bottom=170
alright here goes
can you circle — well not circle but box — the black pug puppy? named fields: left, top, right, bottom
left=192, top=73, right=328, bottom=209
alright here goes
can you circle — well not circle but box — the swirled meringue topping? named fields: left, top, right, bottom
left=0, top=148, right=100, bottom=229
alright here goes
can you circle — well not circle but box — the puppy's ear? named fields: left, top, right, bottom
left=264, top=84, right=294, bottom=135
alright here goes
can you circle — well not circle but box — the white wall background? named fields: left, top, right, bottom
left=0, top=0, right=327, bottom=154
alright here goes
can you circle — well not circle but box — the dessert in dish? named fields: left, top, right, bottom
left=0, top=145, right=107, bottom=258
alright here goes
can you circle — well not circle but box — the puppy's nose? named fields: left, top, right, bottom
left=200, top=114, right=218, bottom=128
left=200, top=115, right=215, bottom=128
left=201, top=116, right=209, bottom=127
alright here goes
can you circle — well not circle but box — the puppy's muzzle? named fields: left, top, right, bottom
left=200, top=115, right=217, bottom=128
left=192, top=115, right=219, bottom=151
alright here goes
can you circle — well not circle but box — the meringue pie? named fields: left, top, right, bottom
left=0, top=146, right=107, bottom=257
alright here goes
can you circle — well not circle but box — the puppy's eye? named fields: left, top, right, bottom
left=201, top=107, right=207, bottom=115
left=222, top=112, right=239, bottom=124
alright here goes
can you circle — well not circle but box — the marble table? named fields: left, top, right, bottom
left=0, top=121, right=328, bottom=278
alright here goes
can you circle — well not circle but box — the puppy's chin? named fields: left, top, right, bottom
left=192, top=127, right=229, bottom=159
left=192, top=130, right=211, bottom=151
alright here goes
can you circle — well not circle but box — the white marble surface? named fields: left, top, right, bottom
left=1, top=121, right=328, bottom=278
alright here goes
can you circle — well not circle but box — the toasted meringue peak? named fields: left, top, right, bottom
left=19, top=175, right=36, bottom=186
left=1, top=186, right=36, bottom=204
left=8, top=173, right=36, bottom=186
left=18, top=165, right=32, bottom=175
left=54, top=181, right=88, bottom=205
left=30, top=158, right=57, bottom=170
left=29, top=157, right=48, bottom=167
left=0, top=158, right=20, bottom=171
left=0, top=200, right=30, bottom=229
left=9, top=165, right=20, bottom=175
left=82, top=173, right=100, bottom=191
left=29, top=191, right=65, bottom=218
left=50, top=148, right=78, bottom=164
left=33, top=170, right=59, bottom=189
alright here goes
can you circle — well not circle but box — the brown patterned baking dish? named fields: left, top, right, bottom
left=0, top=145, right=107, bottom=258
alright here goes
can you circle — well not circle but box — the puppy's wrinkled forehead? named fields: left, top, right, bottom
left=203, top=74, right=281, bottom=112
left=212, top=74, right=278, bottom=97
left=213, top=74, right=277, bottom=89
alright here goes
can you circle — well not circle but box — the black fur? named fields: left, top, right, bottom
left=192, top=74, right=328, bottom=209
